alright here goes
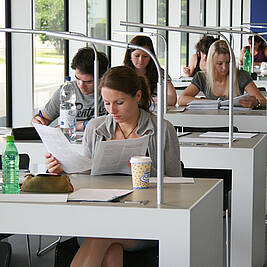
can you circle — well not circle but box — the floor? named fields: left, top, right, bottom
left=2, top=222, right=267, bottom=267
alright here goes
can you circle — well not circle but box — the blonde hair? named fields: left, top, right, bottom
left=206, top=40, right=240, bottom=98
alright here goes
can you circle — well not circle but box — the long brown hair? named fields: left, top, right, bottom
left=99, top=66, right=152, bottom=111
left=123, top=35, right=158, bottom=93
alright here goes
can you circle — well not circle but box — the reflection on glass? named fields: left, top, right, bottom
left=157, top=0, right=167, bottom=66
left=181, top=0, right=188, bottom=68
left=33, top=0, right=64, bottom=113
left=87, top=0, right=108, bottom=53
left=0, top=0, right=6, bottom=126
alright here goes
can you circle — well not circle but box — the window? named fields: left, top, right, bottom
left=33, top=0, right=65, bottom=113
left=180, top=0, right=188, bottom=67
left=87, top=0, right=109, bottom=54
left=0, top=0, right=6, bottom=126
left=157, top=0, right=167, bottom=66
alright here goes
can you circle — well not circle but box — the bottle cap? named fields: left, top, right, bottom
left=6, top=135, right=14, bottom=142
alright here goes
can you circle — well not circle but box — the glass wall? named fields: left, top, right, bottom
left=0, top=0, right=6, bottom=126
left=87, top=0, right=108, bottom=53
left=33, top=0, right=65, bottom=113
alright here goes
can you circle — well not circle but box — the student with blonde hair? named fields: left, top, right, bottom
left=179, top=40, right=266, bottom=108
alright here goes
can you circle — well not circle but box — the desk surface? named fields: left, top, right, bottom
left=179, top=132, right=265, bottom=149
left=70, top=175, right=220, bottom=210
left=0, top=175, right=223, bottom=267
left=165, top=108, right=267, bottom=132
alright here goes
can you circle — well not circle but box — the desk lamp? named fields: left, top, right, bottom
left=0, top=27, right=166, bottom=204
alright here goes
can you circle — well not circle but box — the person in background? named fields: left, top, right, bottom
left=46, top=66, right=182, bottom=267
left=179, top=40, right=266, bottom=108
left=240, top=35, right=267, bottom=66
left=183, top=35, right=218, bottom=77
left=123, top=35, right=177, bottom=106
left=31, top=47, right=109, bottom=130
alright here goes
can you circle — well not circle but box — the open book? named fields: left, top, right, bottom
left=187, top=94, right=250, bottom=110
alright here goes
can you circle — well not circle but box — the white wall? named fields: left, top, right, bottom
left=11, top=0, right=33, bottom=127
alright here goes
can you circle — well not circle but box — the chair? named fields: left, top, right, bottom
left=0, top=241, right=12, bottom=267
left=54, top=237, right=159, bottom=267
left=176, top=126, right=239, bottom=133
left=0, top=153, right=32, bottom=267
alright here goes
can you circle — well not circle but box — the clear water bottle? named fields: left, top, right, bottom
left=60, top=76, right=76, bottom=142
left=243, top=48, right=252, bottom=74
left=2, top=135, right=20, bottom=194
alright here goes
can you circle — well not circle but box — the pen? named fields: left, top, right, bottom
left=39, top=110, right=44, bottom=118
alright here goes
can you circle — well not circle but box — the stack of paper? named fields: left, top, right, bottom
left=187, top=99, right=220, bottom=110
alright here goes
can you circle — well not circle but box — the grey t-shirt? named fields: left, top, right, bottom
left=192, top=69, right=253, bottom=100
left=43, top=81, right=106, bottom=122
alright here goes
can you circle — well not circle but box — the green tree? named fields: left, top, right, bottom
left=35, top=0, right=64, bottom=54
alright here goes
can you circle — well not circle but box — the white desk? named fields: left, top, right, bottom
left=2, top=135, right=266, bottom=266
left=165, top=109, right=267, bottom=132
left=0, top=175, right=223, bottom=267
left=180, top=133, right=267, bottom=267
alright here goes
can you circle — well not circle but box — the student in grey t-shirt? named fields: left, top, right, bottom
left=31, top=47, right=109, bottom=130
left=179, top=40, right=266, bottom=109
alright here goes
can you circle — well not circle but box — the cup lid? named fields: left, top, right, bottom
left=130, top=156, right=152, bottom=164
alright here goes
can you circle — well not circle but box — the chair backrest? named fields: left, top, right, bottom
left=176, top=126, right=239, bottom=133
left=0, top=242, right=12, bottom=267
left=0, top=153, right=30, bottom=170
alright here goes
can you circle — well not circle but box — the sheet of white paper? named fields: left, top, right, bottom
left=0, top=192, right=68, bottom=202
left=179, top=137, right=233, bottom=144
left=167, top=106, right=186, bottom=113
left=150, top=177, right=194, bottom=184
left=199, top=132, right=258, bottom=139
left=33, top=123, right=91, bottom=173
left=220, top=93, right=249, bottom=107
left=91, top=135, right=149, bottom=175
left=68, top=188, right=133, bottom=202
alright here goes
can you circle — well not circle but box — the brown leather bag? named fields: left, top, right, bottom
left=21, top=174, right=74, bottom=193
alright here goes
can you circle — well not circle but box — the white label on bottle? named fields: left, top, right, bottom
left=60, top=109, right=76, bottom=129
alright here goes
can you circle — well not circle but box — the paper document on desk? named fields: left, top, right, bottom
left=200, top=132, right=258, bottom=139
left=68, top=188, right=133, bottom=202
left=219, top=93, right=249, bottom=107
left=91, top=135, right=149, bottom=175
left=33, top=123, right=91, bottom=173
left=0, top=192, right=68, bottom=203
left=179, top=137, right=234, bottom=144
left=150, top=177, right=194, bottom=184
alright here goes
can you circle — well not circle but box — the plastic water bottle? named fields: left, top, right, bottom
left=2, top=136, right=20, bottom=194
left=243, top=48, right=252, bottom=74
left=60, top=76, right=76, bottom=142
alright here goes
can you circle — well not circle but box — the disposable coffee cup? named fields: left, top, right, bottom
left=130, top=156, right=152, bottom=189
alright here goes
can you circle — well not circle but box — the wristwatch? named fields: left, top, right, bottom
left=256, top=99, right=261, bottom=109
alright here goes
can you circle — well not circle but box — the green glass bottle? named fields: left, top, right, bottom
left=2, top=136, right=20, bottom=194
